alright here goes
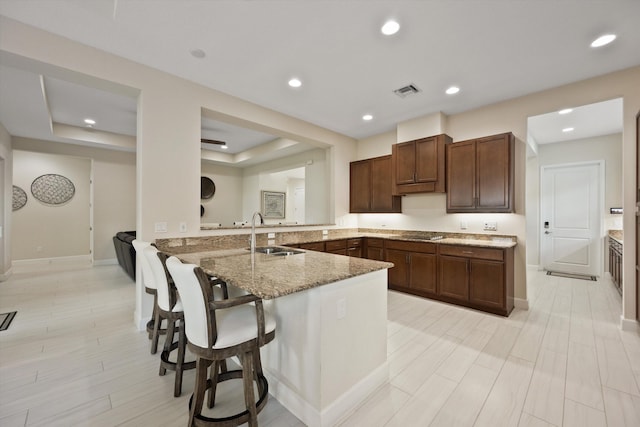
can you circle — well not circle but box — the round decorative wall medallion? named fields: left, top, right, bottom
left=31, top=174, right=75, bottom=205
left=12, top=185, right=27, bottom=211
left=201, top=176, right=215, bottom=199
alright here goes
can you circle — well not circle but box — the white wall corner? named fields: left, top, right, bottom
left=0, top=266, right=13, bottom=282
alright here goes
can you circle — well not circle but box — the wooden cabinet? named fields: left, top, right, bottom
left=392, top=134, right=451, bottom=194
left=438, top=245, right=514, bottom=316
left=365, top=238, right=385, bottom=261
left=386, top=240, right=437, bottom=296
left=299, top=241, right=325, bottom=252
left=609, top=237, right=622, bottom=295
left=446, top=132, right=514, bottom=213
left=346, top=238, right=363, bottom=258
left=350, top=155, right=401, bottom=213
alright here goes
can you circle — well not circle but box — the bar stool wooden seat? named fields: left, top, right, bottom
left=166, top=256, right=276, bottom=427
left=143, top=245, right=197, bottom=397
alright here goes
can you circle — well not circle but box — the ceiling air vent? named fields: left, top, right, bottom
left=393, top=83, right=421, bottom=98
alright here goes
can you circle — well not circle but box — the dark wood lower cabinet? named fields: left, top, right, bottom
left=386, top=240, right=437, bottom=297
left=439, top=255, right=470, bottom=300
left=389, top=241, right=514, bottom=316
left=366, top=238, right=385, bottom=261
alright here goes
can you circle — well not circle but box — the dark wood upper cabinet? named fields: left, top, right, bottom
left=392, top=134, right=452, bottom=194
left=350, top=155, right=401, bottom=213
left=446, top=132, right=515, bottom=213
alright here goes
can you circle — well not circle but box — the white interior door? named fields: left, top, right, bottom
left=540, top=162, right=602, bottom=276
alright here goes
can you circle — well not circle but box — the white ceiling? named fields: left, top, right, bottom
left=0, top=0, right=638, bottom=157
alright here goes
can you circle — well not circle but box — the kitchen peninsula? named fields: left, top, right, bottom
left=159, top=240, right=393, bottom=427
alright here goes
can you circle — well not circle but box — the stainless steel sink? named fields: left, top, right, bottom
left=252, top=246, right=303, bottom=256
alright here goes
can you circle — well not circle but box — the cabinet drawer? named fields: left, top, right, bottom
left=385, top=240, right=436, bottom=254
left=299, top=241, right=325, bottom=252
left=439, top=245, right=503, bottom=261
left=347, top=238, right=362, bottom=247
left=325, top=239, right=347, bottom=251
left=367, top=238, right=384, bottom=248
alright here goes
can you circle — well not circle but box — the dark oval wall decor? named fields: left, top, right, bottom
left=31, top=174, right=75, bottom=205
left=12, top=185, right=27, bottom=211
left=201, top=176, right=215, bottom=199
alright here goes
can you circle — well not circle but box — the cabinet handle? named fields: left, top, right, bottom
left=462, top=251, right=474, bottom=255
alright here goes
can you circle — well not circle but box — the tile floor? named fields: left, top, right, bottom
left=0, top=265, right=639, bottom=426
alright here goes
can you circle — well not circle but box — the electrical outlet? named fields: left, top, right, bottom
left=483, top=221, right=497, bottom=231
left=322, top=229, right=328, bottom=236
left=179, top=222, right=187, bottom=233
left=460, top=221, right=468, bottom=230
left=268, top=232, right=276, bottom=239
left=154, top=222, right=168, bottom=233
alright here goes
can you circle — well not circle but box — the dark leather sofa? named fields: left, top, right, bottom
left=113, top=230, right=136, bottom=281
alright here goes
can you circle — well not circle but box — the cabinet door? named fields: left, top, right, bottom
left=469, top=259, right=504, bottom=310
left=350, top=160, right=371, bottom=212
left=446, top=140, right=476, bottom=212
left=367, top=247, right=385, bottom=261
left=438, top=255, right=469, bottom=301
left=371, top=156, right=400, bottom=212
left=415, top=137, right=438, bottom=183
left=476, top=134, right=513, bottom=211
left=409, top=252, right=437, bottom=294
left=386, top=249, right=409, bottom=288
left=395, top=141, right=416, bottom=184
left=347, top=246, right=362, bottom=258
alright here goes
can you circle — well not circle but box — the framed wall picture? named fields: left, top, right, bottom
left=261, top=190, right=285, bottom=219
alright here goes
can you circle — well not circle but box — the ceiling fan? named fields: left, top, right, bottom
left=200, top=138, right=228, bottom=149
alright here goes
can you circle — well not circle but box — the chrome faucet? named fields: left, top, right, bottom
left=250, top=211, right=264, bottom=254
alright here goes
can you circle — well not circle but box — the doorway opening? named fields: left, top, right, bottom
left=526, top=98, right=623, bottom=280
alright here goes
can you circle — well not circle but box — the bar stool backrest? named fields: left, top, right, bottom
left=143, top=245, right=175, bottom=312
left=132, top=239, right=155, bottom=290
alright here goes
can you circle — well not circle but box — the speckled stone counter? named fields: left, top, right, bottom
left=608, top=229, right=623, bottom=244
left=170, top=247, right=393, bottom=299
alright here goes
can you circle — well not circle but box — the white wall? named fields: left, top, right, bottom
left=528, top=133, right=623, bottom=268
left=200, top=162, right=243, bottom=227
left=0, top=123, right=11, bottom=279
left=12, top=137, right=136, bottom=262
left=12, top=150, right=91, bottom=260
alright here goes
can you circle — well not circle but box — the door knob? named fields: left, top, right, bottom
left=545, top=231, right=552, bottom=234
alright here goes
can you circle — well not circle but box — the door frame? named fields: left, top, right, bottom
left=539, top=160, right=605, bottom=277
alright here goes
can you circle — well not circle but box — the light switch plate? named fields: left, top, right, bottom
left=460, top=221, right=468, bottom=230
left=268, top=232, right=276, bottom=239
left=179, top=222, right=187, bottom=233
left=322, top=229, right=328, bottom=236
left=155, top=222, right=168, bottom=233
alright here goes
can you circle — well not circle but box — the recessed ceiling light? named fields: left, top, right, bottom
left=220, top=145, right=228, bottom=150
left=288, top=78, right=302, bottom=88
left=84, top=118, right=96, bottom=125
left=591, top=34, right=616, bottom=48
left=362, top=114, right=373, bottom=121
left=190, top=49, right=206, bottom=59
left=381, top=20, right=400, bottom=36
left=562, top=127, right=575, bottom=133
left=445, top=86, right=460, bottom=95
left=558, top=108, right=573, bottom=115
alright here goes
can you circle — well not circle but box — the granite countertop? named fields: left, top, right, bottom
left=170, top=248, right=393, bottom=299
left=608, top=230, right=623, bottom=244
left=288, top=233, right=517, bottom=249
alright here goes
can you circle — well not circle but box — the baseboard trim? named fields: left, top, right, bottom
left=620, top=315, right=639, bottom=332
left=0, top=267, right=13, bottom=282
left=93, top=258, right=118, bottom=266
left=265, top=361, right=389, bottom=427
left=514, top=298, right=529, bottom=310
left=12, top=255, right=92, bottom=272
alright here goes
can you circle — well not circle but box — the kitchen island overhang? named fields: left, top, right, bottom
left=173, top=248, right=392, bottom=427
